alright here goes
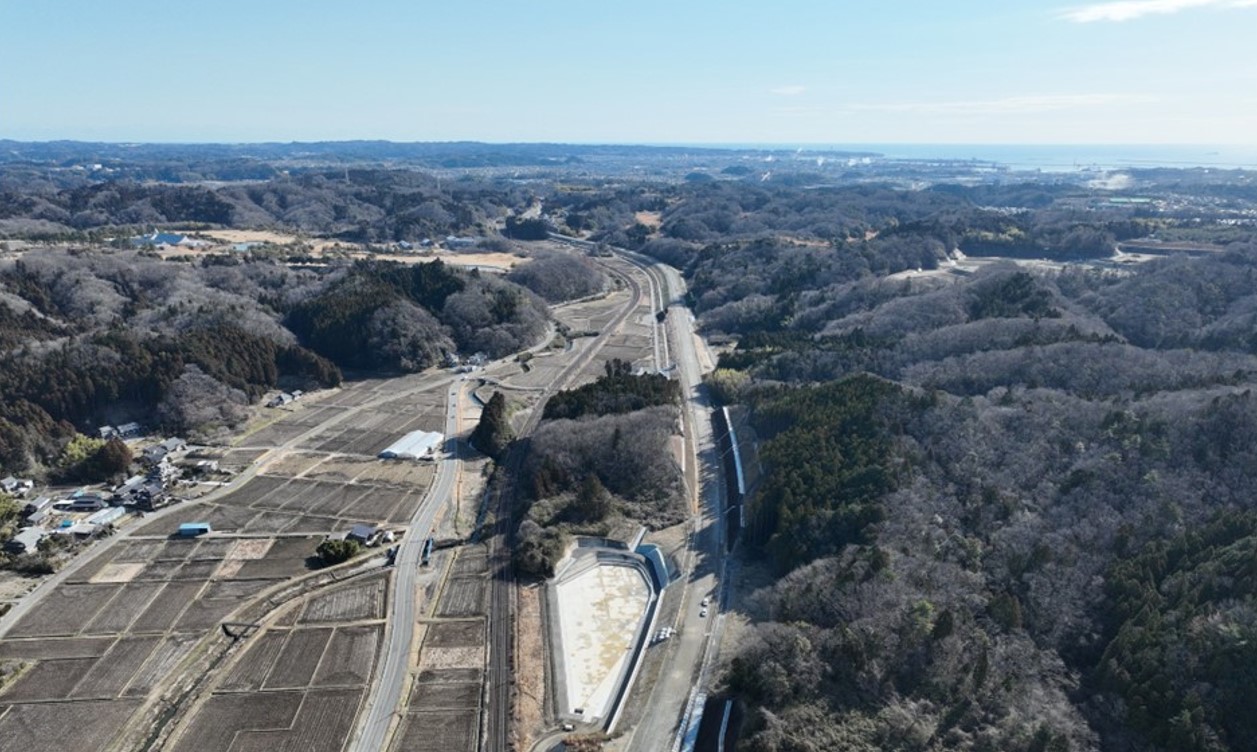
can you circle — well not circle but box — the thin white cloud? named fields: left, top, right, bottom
left=770, top=85, right=807, bottom=97
left=850, top=94, right=1156, bottom=115
left=1059, top=0, right=1257, bottom=23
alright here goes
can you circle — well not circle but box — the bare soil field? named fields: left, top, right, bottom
left=450, top=548, right=489, bottom=576
left=0, top=636, right=115, bottom=660
left=84, top=581, right=164, bottom=633
left=181, top=229, right=304, bottom=245
left=261, top=451, right=328, bottom=478
left=300, top=577, right=387, bottom=624
left=168, top=691, right=303, bottom=752
left=515, top=583, right=546, bottom=750
left=311, top=625, right=381, bottom=686
left=278, top=515, right=344, bottom=535
left=349, top=460, right=436, bottom=488
left=122, top=633, right=200, bottom=698
left=221, top=448, right=268, bottom=470
left=393, top=708, right=478, bottom=752
left=264, top=628, right=333, bottom=689
left=409, top=680, right=480, bottom=709
left=0, top=656, right=97, bottom=701
left=6, top=583, right=122, bottom=637
left=219, top=632, right=287, bottom=692
left=69, top=636, right=160, bottom=698
left=436, top=578, right=486, bottom=618
left=231, top=687, right=364, bottom=752
left=0, top=698, right=141, bottom=752
left=424, top=620, right=484, bottom=648
left=130, top=582, right=203, bottom=633
left=416, top=667, right=482, bottom=684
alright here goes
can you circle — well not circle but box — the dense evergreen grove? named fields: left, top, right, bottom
left=470, top=392, right=513, bottom=460
left=542, top=359, right=680, bottom=420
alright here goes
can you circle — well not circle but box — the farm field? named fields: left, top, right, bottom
left=0, top=370, right=455, bottom=751
left=392, top=547, right=489, bottom=752
left=167, top=573, right=388, bottom=752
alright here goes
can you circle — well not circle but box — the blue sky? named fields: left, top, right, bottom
left=2, top=0, right=1255, bottom=144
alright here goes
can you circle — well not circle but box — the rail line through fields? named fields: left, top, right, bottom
left=483, top=251, right=647, bottom=752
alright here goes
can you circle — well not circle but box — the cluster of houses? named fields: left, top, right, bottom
left=3, top=435, right=197, bottom=556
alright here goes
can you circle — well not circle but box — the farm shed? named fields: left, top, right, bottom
left=378, top=430, right=444, bottom=461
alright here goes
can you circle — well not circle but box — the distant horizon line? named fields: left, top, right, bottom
left=3, top=137, right=1255, bottom=148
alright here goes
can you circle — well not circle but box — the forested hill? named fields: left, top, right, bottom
left=0, top=168, right=521, bottom=242
left=680, top=236, right=1257, bottom=751
left=0, top=250, right=547, bottom=476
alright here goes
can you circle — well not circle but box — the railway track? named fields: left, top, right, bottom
left=483, top=246, right=648, bottom=751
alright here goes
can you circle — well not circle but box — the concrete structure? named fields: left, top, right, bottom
left=378, top=430, right=444, bottom=461
left=548, top=543, right=665, bottom=729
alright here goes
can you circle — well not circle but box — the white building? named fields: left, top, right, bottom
left=378, top=430, right=444, bottom=461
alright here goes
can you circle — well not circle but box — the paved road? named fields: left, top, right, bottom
left=614, top=252, right=728, bottom=752
left=350, top=378, right=465, bottom=752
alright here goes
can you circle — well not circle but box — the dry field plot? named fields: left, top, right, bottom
left=409, top=680, right=480, bottom=710
left=123, top=633, right=200, bottom=697
left=300, top=577, right=387, bottom=624
left=6, top=583, right=122, bottom=637
left=349, top=461, right=436, bottom=488
left=0, top=636, right=115, bottom=660
left=231, top=688, right=364, bottom=752
left=220, top=448, right=268, bottom=469
left=169, top=692, right=304, bottom=752
left=450, top=548, right=489, bottom=576
left=261, top=451, right=328, bottom=478
left=393, top=708, right=478, bottom=752
left=70, top=636, right=161, bottom=699
left=417, top=667, right=481, bottom=684
left=0, top=699, right=141, bottom=752
left=264, top=628, right=333, bottom=689
left=220, top=631, right=287, bottom=692
left=130, top=581, right=204, bottom=633
left=423, top=620, right=484, bottom=648
left=436, top=578, right=486, bottom=618
left=214, top=475, right=289, bottom=506
left=311, top=626, right=381, bottom=686
left=277, top=515, right=344, bottom=535
left=84, top=582, right=164, bottom=633
left=0, top=657, right=97, bottom=701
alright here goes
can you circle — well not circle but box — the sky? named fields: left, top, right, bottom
left=2, top=0, right=1255, bottom=144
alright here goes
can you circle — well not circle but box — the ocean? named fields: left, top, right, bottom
left=678, top=143, right=1257, bottom=172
